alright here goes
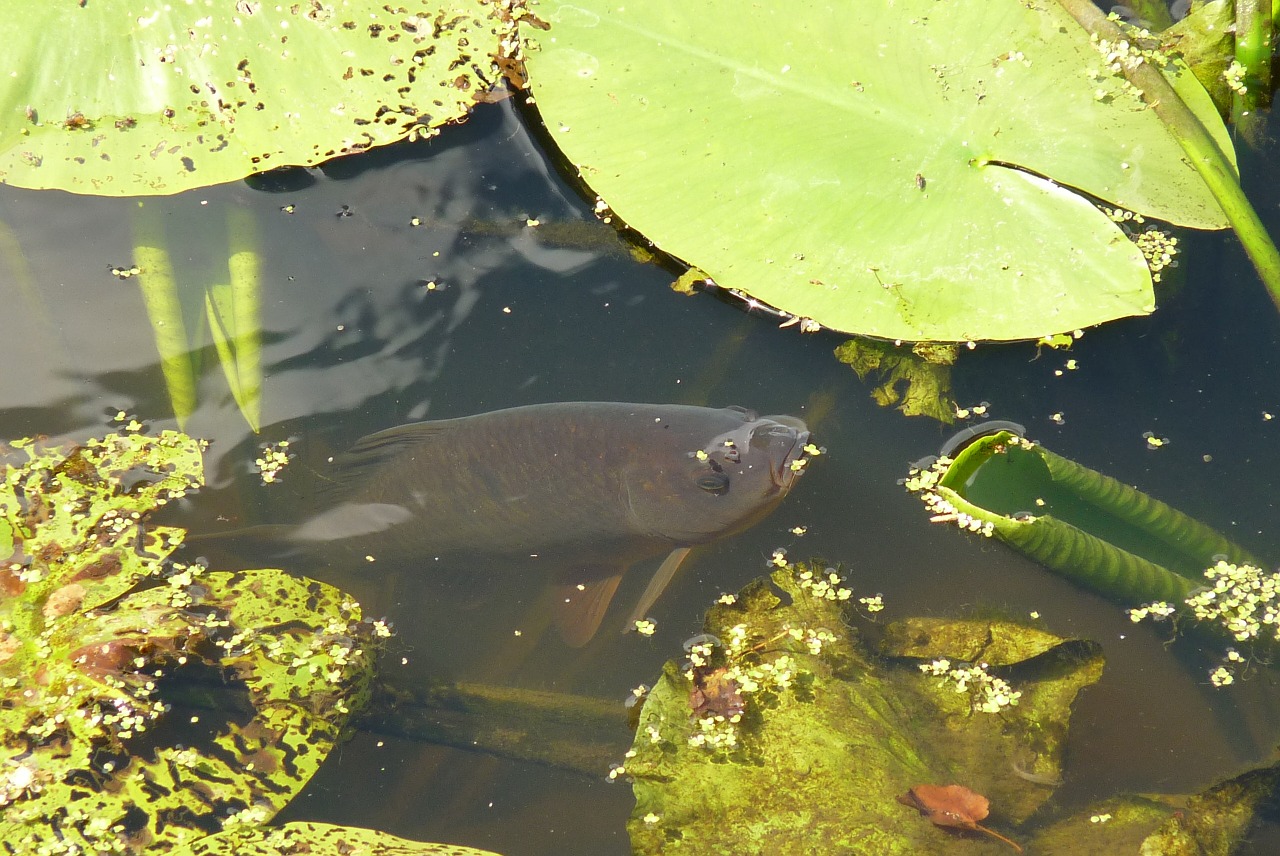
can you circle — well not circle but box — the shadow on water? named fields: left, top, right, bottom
left=3, top=88, right=1280, bottom=852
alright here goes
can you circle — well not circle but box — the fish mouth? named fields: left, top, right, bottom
left=755, top=415, right=811, bottom=489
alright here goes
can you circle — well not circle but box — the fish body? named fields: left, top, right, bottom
left=228, top=402, right=811, bottom=642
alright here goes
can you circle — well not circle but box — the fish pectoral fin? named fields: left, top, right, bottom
left=622, top=546, right=694, bottom=632
left=552, top=572, right=624, bottom=648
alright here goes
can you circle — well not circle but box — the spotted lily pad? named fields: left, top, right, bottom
left=0, top=431, right=380, bottom=854
left=0, top=1, right=532, bottom=195
left=523, top=0, right=1234, bottom=342
left=177, top=821, right=504, bottom=855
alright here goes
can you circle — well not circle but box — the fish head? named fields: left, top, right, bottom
left=623, top=406, right=811, bottom=544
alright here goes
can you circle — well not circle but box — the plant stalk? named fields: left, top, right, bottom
left=1055, top=0, right=1280, bottom=314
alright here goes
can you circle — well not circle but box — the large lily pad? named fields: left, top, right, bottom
left=0, top=1, right=530, bottom=195
left=523, top=0, right=1234, bottom=342
left=179, top=822, right=503, bottom=855
left=0, top=431, right=379, bottom=853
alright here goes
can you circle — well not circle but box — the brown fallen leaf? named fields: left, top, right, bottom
left=898, top=783, right=1023, bottom=853
left=689, top=666, right=745, bottom=719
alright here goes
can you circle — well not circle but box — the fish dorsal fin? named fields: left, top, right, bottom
left=553, top=572, right=623, bottom=647
left=318, top=419, right=457, bottom=500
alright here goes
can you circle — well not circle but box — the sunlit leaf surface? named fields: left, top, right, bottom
left=178, top=821, right=505, bottom=855
left=0, top=431, right=378, bottom=853
left=0, top=1, right=528, bottom=195
left=523, top=0, right=1234, bottom=341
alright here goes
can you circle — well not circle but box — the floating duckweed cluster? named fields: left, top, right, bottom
left=918, top=658, right=1023, bottom=714
left=905, top=456, right=993, bottom=536
left=671, top=562, right=870, bottom=754
left=683, top=630, right=800, bottom=751
left=1130, top=560, right=1280, bottom=685
left=1104, top=206, right=1147, bottom=226
left=254, top=439, right=293, bottom=484
left=793, top=565, right=853, bottom=602
left=1134, top=228, right=1179, bottom=283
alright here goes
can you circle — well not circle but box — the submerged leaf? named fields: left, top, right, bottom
left=205, top=207, right=263, bottom=432
left=134, top=234, right=198, bottom=429
left=834, top=338, right=956, bottom=423
left=1161, top=0, right=1235, bottom=112
left=625, top=563, right=1100, bottom=854
left=897, top=783, right=990, bottom=829
left=523, top=0, right=1234, bottom=341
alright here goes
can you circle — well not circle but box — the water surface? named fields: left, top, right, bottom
left=3, top=93, right=1279, bottom=853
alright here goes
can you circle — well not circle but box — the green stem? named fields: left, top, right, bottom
left=1055, top=0, right=1280, bottom=315
left=1233, top=0, right=1274, bottom=118
left=133, top=203, right=198, bottom=428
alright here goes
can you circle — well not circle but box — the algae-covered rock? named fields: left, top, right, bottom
left=0, top=431, right=382, bottom=853
left=624, top=563, right=1098, bottom=854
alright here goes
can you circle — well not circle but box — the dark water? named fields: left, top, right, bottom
left=3, top=89, right=1280, bottom=852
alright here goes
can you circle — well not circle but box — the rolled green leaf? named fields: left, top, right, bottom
left=906, top=429, right=1256, bottom=606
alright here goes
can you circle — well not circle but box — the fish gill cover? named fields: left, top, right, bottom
left=0, top=428, right=382, bottom=853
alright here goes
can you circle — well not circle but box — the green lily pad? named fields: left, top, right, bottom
left=0, top=1, right=529, bottom=196
left=624, top=563, right=1103, bottom=854
left=523, top=0, right=1234, bottom=342
left=0, top=431, right=380, bottom=854
left=177, top=822, right=504, bottom=855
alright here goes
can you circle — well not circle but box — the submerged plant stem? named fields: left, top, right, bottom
left=1055, top=0, right=1280, bottom=315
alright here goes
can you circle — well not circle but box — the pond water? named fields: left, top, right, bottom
left=2, top=88, right=1280, bottom=852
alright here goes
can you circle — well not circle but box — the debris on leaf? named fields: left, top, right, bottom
left=688, top=666, right=745, bottom=720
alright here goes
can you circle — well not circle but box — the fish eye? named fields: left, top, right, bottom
left=695, top=471, right=730, bottom=495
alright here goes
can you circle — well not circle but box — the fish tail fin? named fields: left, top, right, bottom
left=181, top=523, right=297, bottom=564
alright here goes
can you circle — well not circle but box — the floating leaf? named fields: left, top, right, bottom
left=0, top=432, right=379, bottom=854
left=0, top=1, right=530, bottom=195
left=177, top=822, right=504, bottom=855
left=523, top=0, right=1234, bottom=341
